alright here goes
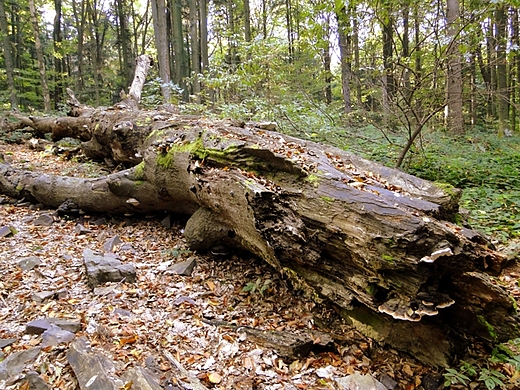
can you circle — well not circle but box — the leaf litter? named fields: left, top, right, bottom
left=0, top=140, right=517, bottom=389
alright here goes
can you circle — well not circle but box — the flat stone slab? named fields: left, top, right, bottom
left=0, top=338, right=17, bottom=348
left=66, top=337, right=121, bottom=390
left=167, top=257, right=196, bottom=276
left=0, top=347, right=41, bottom=381
left=26, top=318, right=82, bottom=335
left=83, top=249, right=136, bottom=289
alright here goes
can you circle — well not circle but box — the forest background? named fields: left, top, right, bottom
left=0, top=0, right=519, bottom=244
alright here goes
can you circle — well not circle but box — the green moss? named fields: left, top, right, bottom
left=434, top=181, right=459, bottom=197
left=382, top=253, right=395, bottom=263
left=320, top=196, right=334, bottom=203
left=15, top=184, right=23, bottom=192
left=477, top=315, right=498, bottom=340
left=134, top=162, right=145, bottom=180
left=365, top=284, right=377, bottom=296
left=305, top=174, right=320, bottom=187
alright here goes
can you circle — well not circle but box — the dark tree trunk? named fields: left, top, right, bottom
left=3, top=58, right=519, bottom=367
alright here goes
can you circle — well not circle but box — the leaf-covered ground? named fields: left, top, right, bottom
left=0, top=141, right=519, bottom=389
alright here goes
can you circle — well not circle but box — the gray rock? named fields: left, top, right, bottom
left=161, top=214, right=172, bottom=229
left=167, top=257, right=196, bottom=276
left=0, top=225, right=15, bottom=238
left=335, top=372, right=387, bottom=390
left=75, top=224, right=92, bottom=235
left=0, top=338, right=17, bottom=348
left=0, top=347, right=41, bottom=381
left=379, top=374, right=398, bottom=389
left=83, top=249, right=136, bottom=289
left=18, top=256, right=41, bottom=271
left=21, top=371, right=51, bottom=390
left=26, top=318, right=82, bottom=335
left=33, top=213, right=54, bottom=226
left=120, top=366, right=162, bottom=390
left=32, top=291, right=56, bottom=303
left=66, top=337, right=121, bottom=390
left=103, top=235, right=122, bottom=252
left=41, top=325, right=75, bottom=347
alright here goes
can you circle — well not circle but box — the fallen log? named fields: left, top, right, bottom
left=1, top=56, right=518, bottom=367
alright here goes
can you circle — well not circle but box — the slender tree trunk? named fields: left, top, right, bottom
left=189, top=0, right=201, bottom=101
left=322, top=13, right=332, bottom=104
left=381, top=3, right=395, bottom=112
left=446, top=0, right=464, bottom=134
left=402, top=4, right=412, bottom=103
left=116, top=0, right=135, bottom=88
left=151, top=0, right=172, bottom=102
left=28, top=0, right=51, bottom=111
left=227, top=0, right=237, bottom=69
left=335, top=5, right=352, bottom=114
left=261, top=0, right=267, bottom=39
left=285, top=0, right=294, bottom=62
left=171, top=0, right=188, bottom=101
left=352, top=6, right=361, bottom=107
left=244, top=0, right=251, bottom=43
left=53, top=0, right=64, bottom=108
left=200, top=0, right=209, bottom=71
left=71, top=0, right=86, bottom=95
left=0, top=0, right=18, bottom=110
left=495, top=4, right=509, bottom=136
left=516, top=9, right=520, bottom=131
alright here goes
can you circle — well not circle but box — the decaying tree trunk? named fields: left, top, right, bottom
left=1, top=56, right=518, bottom=367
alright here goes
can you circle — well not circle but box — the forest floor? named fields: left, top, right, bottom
left=0, top=141, right=519, bottom=390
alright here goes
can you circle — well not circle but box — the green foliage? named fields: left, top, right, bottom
left=242, top=278, right=271, bottom=297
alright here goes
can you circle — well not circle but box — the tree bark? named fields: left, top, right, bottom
left=28, top=0, right=51, bottom=112
left=335, top=5, right=352, bottom=114
left=4, top=59, right=519, bottom=367
left=151, top=0, right=172, bottom=102
left=0, top=0, right=18, bottom=110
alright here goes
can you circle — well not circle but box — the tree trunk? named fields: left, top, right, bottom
left=189, top=0, right=201, bottom=101
left=0, top=0, right=18, bottom=110
left=53, top=0, right=64, bottom=108
left=151, top=0, right=172, bottom=102
left=28, top=0, right=51, bottom=112
left=243, top=0, right=251, bottom=43
left=335, top=6, right=351, bottom=113
left=495, top=4, right=509, bottom=136
left=446, top=0, right=464, bottom=134
left=6, top=60, right=519, bottom=367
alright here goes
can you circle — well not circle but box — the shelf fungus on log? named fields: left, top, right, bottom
left=2, top=56, right=518, bottom=367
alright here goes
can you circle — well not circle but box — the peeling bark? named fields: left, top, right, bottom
left=1, top=58, right=518, bottom=366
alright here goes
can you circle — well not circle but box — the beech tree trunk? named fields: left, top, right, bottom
left=2, top=58, right=519, bottom=367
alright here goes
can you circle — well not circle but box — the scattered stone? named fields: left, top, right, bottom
left=20, top=371, right=51, bottom=390
left=422, top=373, right=444, bottom=390
left=31, top=291, right=56, bottom=303
left=17, top=256, right=41, bottom=271
left=75, top=223, right=92, bottom=235
left=0, top=347, right=41, bottom=381
left=32, top=213, right=54, bottom=226
left=0, top=225, right=15, bottom=238
left=161, top=214, right=172, bottom=229
left=57, top=199, right=81, bottom=218
left=103, top=235, right=122, bottom=252
left=91, top=217, right=107, bottom=226
left=93, top=285, right=120, bottom=296
left=83, top=249, right=136, bottom=289
left=120, top=366, right=162, bottom=390
left=0, top=338, right=17, bottom=349
left=335, top=372, right=387, bottom=390
left=379, top=373, right=398, bottom=389
left=26, top=318, right=82, bottom=335
left=166, top=257, right=196, bottom=276
left=41, top=325, right=75, bottom=347
left=112, top=308, right=133, bottom=317
left=67, top=337, right=122, bottom=390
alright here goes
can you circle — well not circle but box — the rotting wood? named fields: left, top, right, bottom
left=1, top=57, right=518, bottom=367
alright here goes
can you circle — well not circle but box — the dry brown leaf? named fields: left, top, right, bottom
left=208, top=372, right=222, bottom=384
